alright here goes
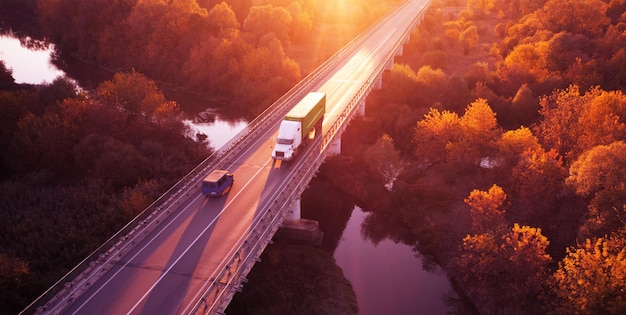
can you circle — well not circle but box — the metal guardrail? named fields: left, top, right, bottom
left=21, top=1, right=431, bottom=314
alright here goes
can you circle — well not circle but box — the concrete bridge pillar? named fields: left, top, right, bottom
left=285, top=198, right=301, bottom=221
left=385, top=59, right=394, bottom=71
left=279, top=198, right=323, bottom=246
left=328, top=136, right=342, bottom=156
left=396, top=45, right=403, bottom=56
left=373, top=75, right=383, bottom=90
left=357, top=99, right=366, bottom=116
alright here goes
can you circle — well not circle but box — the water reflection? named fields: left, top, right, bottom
left=301, top=175, right=456, bottom=315
left=336, top=207, right=454, bottom=315
left=0, top=34, right=64, bottom=84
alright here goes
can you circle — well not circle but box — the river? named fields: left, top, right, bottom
left=1, top=32, right=455, bottom=314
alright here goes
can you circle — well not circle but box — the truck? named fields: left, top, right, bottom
left=272, top=92, right=326, bottom=161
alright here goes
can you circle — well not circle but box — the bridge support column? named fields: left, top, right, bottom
left=285, top=198, right=301, bottom=221
left=357, top=99, right=366, bottom=116
left=328, top=136, right=341, bottom=156
left=396, top=45, right=403, bottom=56
left=373, top=75, right=383, bottom=90
left=278, top=198, right=323, bottom=246
left=385, top=59, right=394, bottom=71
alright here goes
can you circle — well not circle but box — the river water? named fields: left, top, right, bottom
left=335, top=207, right=453, bottom=314
left=1, top=33, right=455, bottom=314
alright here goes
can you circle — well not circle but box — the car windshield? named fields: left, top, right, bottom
left=277, top=138, right=293, bottom=145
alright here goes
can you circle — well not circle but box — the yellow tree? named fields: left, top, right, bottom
left=454, top=224, right=552, bottom=314
left=464, top=184, right=508, bottom=235
left=413, top=108, right=461, bottom=164
left=577, top=90, right=626, bottom=154
left=448, top=98, right=501, bottom=165
left=551, top=237, right=626, bottom=314
left=504, top=41, right=551, bottom=83
left=497, top=126, right=542, bottom=168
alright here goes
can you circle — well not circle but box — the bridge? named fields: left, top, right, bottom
left=22, top=0, right=432, bottom=314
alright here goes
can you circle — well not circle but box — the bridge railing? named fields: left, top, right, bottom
left=187, top=1, right=432, bottom=314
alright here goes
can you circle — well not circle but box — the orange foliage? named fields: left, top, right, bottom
left=464, top=184, right=507, bottom=234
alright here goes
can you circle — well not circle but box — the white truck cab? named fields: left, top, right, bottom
left=272, top=120, right=301, bottom=161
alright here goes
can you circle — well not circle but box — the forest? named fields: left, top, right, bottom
left=1, top=0, right=626, bottom=313
left=311, top=0, right=626, bottom=313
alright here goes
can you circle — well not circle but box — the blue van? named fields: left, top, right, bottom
left=201, top=170, right=234, bottom=196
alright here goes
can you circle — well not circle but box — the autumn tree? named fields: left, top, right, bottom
left=448, top=98, right=501, bottom=166
left=464, top=184, right=508, bottom=234
left=454, top=224, right=552, bottom=314
left=503, top=41, right=551, bottom=83
left=206, top=1, right=240, bottom=36
left=237, top=33, right=300, bottom=113
left=413, top=108, right=461, bottom=164
left=577, top=90, right=626, bottom=152
left=536, top=86, right=626, bottom=165
left=510, top=147, right=566, bottom=224
left=243, top=4, right=292, bottom=47
left=363, top=134, right=402, bottom=188
left=286, top=1, right=313, bottom=44
left=384, top=63, right=419, bottom=105
left=534, top=85, right=587, bottom=163
left=459, top=24, right=479, bottom=54
left=97, top=70, right=166, bottom=118
left=497, top=126, right=541, bottom=168
left=0, top=254, right=29, bottom=313
left=536, top=0, right=609, bottom=38
left=493, top=0, right=547, bottom=19
left=567, top=141, right=626, bottom=238
left=464, top=61, right=492, bottom=89
left=551, top=236, right=626, bottom=314
left=415, top=66, right=448, bottom=108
